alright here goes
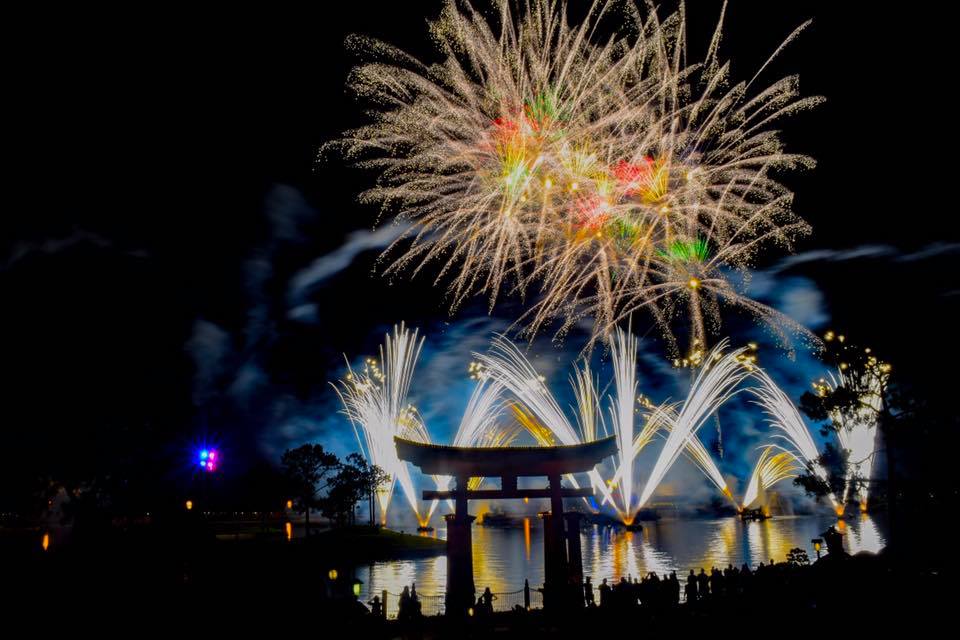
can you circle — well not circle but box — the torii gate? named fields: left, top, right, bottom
left=395, top=435, right=617, bottom=616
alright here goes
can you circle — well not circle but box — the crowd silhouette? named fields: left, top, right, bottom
left=586, top=556, right=822, bottom=612
left=362, top=556, right=824, bottom=623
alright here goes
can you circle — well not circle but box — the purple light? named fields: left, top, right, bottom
left=198, top=448, right=220, bottom=472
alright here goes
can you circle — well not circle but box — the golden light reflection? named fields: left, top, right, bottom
left=42, top=533, right=49, bottom=552
left=524, top=517, right=531, bottom=561
left=846, top=514, right=885, bottom=555
left=703, top=518, right=738, bottom=568
left=285, top=521, right=292, bottom=541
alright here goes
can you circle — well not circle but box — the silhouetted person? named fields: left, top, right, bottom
left=822, top=526, right=846, bottom=557
left=398, top=586, right=411, bottom=622
left=368, top=595, right=383, bottom=618
left=669, top=571, right=680, bottom=605
left=584, top=577, right=595, bottom=607
left=686, top=570, right=698, bottom=603
left=410, top=583, right=422, bottom=618
left=480, top=587, right=496, bottom=614
left=710, top=567, right=723, bottom=598
left=697, top=568, right=709, bottom=599
left=599, top=578, right=611, bottom=608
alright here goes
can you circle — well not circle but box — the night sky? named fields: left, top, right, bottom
left=4, top=2, right=957, bottom=508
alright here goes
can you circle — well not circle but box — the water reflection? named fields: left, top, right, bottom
left=357, top=515, right=886, bottom=601
left=844, top=514, right=884, bottom=555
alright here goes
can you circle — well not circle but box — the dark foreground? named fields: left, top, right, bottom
left=3, top=520, right=951, bottom=635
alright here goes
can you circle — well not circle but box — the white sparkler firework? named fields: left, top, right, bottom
left=741, top=445, right=801, bottom=510
left=474, top=334, right=616, bottom=505
left=636, top=340, right=750, bottom=508
left=822, top=370, right=883, bottom=511
left=750, top=368, right=842, bottom=514
left=436, top=376, right=506, bottom=502
left=608, top=327, right=639, bottom=518
left=333, top=322, right=427, bottom=524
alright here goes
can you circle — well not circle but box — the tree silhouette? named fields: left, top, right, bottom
left=795, top=332, right=892, bottom=511
left=324, top=454, right=388, bottom=527
left=281, top=444, right=339, bottom=536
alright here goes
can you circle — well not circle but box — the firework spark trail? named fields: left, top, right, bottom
left=437, top=377, right=506, bottom=505
left=397, top=411, right=443, bottom=524
left=570, top=361, right=605, bottom=444
left=637, top=340, right=751, bottom=508
left=741, top=445, right=801, bottom=510
left=679, top=427, right=734, bottom=505
left=750, top=368, right=842, bottom=513
left=474, top=334, right=615, bottom=505
left=328, top=0, right=820, bottom=350
left=599, top=403, right=669, bottom=497
left=333, top=322, right=428, bottom=524
left=596, top=403, right=731, bottom=516
left=608, top=327, right=639, bottom=518
left=478, top=331, right=734, bottom=522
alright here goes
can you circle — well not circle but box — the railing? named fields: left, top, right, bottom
left=378, top=581, right=544, bottom=619
left=380, top=591, right=445, bottom=619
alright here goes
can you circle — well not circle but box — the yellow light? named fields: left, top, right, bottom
left=185, top=500, right=193, bottom=511
left=353, top=582, right=361, bottom=597
left=814, top=541, right=821, bottom=551
left=825, top=331, right=834, bottom=341
left=285, top=521, right=292, bottom=541
left=329, top=569, right=338, bottom=580
left=523, top=497, right=529, bottom=504
left=688, top=277, right=700, bottom=289
left=286, top=500, right=293, bottom=510
left=468, top=608, right=474, bottom=617
left=42, top=533, right=49, bottom=552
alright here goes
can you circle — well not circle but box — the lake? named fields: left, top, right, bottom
left=356, top=513, right=885, bottom=613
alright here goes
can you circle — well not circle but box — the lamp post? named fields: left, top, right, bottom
left=812, top=538, right=823, bottom=560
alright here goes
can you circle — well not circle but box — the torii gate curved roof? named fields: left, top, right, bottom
left=394, top=435, right=616, bottom=477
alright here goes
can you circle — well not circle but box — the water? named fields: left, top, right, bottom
left=357, top=514, right=885, bottom=607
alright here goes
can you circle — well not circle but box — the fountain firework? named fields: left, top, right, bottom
left=327, top=0, right=820, bottom=350
left=813, top=369, right=885, bottom=512
left=474, top=330, right=738, bottom=523
left=333, top=322, right=435, bottom=525
left=473, top=334, right=617, bottom=506
left=636, top=340, right=751, bottom=509
left=751, top=368, right=842, bottom=514
left=741, top=445, right=801, bottom=511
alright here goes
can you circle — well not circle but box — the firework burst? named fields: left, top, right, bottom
left=327, top=0, right=820, bottom=350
